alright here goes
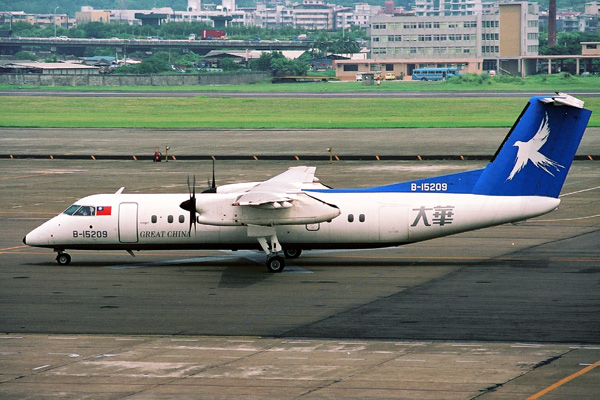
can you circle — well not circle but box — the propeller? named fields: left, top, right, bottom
left=202, top=159, right=217, bottom=193
left=179, top=176, right=197, bottom=234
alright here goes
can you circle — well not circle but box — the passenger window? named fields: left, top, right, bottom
left=74, top=206, right=95, bottom=216
left=179, top=215, right=185, bottom=223
left=151, top=215, right=157, bottom=223
left=348, top=214, right=354, bottom=223
left=168, top=215, right=174, bottom=223
left=359, top=214, right=365, bottom=222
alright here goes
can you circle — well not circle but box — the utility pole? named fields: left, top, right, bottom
left=54, top=6, right=59, bottom=38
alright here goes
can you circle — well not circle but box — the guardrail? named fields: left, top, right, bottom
left=0, top=37, right=312, bottom=52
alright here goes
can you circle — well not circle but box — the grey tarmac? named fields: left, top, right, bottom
left=0, top=127, right=599, bottom=399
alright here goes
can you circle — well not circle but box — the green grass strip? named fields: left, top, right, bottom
left=1, top=96, right=598, bottom=129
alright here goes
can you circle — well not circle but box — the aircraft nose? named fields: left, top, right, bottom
left=23, top=226, right=51, bottom=247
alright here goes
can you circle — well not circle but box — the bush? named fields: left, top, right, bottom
left=14, top=51, right=37, bottom=61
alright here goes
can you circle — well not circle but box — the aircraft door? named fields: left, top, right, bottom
left=118, top=202, right=138, bottom=243
left=379, top=206, right=408, bottom=242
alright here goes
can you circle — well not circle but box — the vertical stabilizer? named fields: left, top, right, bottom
left=472, top=93, right=591, bottom=198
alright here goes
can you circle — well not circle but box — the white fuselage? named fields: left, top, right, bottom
left=24, top=191, right=560, bottom=252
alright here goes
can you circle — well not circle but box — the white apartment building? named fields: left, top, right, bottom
left=254, top=0, right=380, bottom=30
left=414, top=0, right=483, bottom=16
left=335, top=3, right=382, bottom=30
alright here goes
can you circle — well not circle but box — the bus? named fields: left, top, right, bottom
left=412, top=67, right=459, bottom=81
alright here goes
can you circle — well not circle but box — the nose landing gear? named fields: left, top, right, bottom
left=55, top=251, right=71, bottom=265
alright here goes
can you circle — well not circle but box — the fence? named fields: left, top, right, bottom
left=0, top=71, right=271, bottom=86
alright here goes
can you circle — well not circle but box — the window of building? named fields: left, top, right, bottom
left=343, top=64, right=358, bottom=71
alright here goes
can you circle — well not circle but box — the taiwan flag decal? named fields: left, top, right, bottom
left=97, top=206, right=112, bottom=216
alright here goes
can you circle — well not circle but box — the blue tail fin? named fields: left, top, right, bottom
left=472, top=93, right=591, bottom=198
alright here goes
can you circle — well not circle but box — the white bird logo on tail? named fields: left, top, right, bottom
left=507, top=112, right=564, bottom=181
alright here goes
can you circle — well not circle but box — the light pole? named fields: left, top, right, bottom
left=54, top=6, right=59, bottom=37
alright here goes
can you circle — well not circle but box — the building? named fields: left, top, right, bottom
left=0, top=61, right=100, bottom=75
left=335, top=3, right=382, bottom=30
left=537, top=2, right=600, bottom=33
left=0, top=11, right=75, bottom=30
left=75, top=7, right=111, bottom=24
left=413, top=0, right=483, bottom=16
left=335, top=1, right=539, bottom=80
left=254, top=0, right=379, bottom=30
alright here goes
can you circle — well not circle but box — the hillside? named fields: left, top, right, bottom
left=0, top=0, right=591, bottom=15
left=0, top=1, right=188, bottom=16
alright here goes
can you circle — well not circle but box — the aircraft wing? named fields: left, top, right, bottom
left=196, top=166, right=339, bottom=226
left=233, top=166, right=317, bottom=206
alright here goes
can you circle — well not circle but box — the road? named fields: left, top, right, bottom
left=1, top=90, right=600, bottom=98
left=0, top=126, right=599, bottom=399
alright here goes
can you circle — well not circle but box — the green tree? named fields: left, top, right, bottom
left=540, top=31, right=600, bottom=55
left=252, top=52, right=275, bottom=71
left=330, top=36, right=360, bottom=54
left=220, top=58, right=243, bottom=71
left=270, top=55, right=309, bottom=76
left=14, top=50, right=37, bottom=60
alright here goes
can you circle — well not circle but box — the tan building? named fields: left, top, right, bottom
left=334, top=57, right=481, bottom=81
left=581, top=41, right=600, bottom=55
left=75, top=7, right=111, bottom=24
left=497, top=2, right=540, bottom=75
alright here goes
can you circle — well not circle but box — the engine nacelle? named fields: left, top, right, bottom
left=196, top=193, right=340, bottom=226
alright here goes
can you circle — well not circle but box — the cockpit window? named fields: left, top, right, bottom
left=74, top=206, right=95, bottom=216
left=63, top=205, right=80, bottom=215
left=64, top=205, right=96, bottom=216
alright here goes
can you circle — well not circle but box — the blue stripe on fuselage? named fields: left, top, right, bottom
left=307, top=169, right=484, bottom=194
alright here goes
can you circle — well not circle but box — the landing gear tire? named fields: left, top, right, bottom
left=266, top=255, right=285, bottom=273
left=283, top=248, right=302, bottom=259
left=56, top=253, right=71, bottom=265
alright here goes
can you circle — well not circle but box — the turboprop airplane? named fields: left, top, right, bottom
left=23, top=93, right=591, bottom=273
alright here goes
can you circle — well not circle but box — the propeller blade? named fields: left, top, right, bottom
left=202, top=159, right=217, bottom=193
left=180, top=175, right=197, bottom=234
left=211, top=160, right=216, bottom=190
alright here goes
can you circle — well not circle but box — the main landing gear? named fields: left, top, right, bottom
left=266, top=255, right=285, bottom=273
left=55, top=251, right=71, bottom=265
left=247, top=225, right=303, bottom=273
left=267, top=248, right=302, bottom=273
